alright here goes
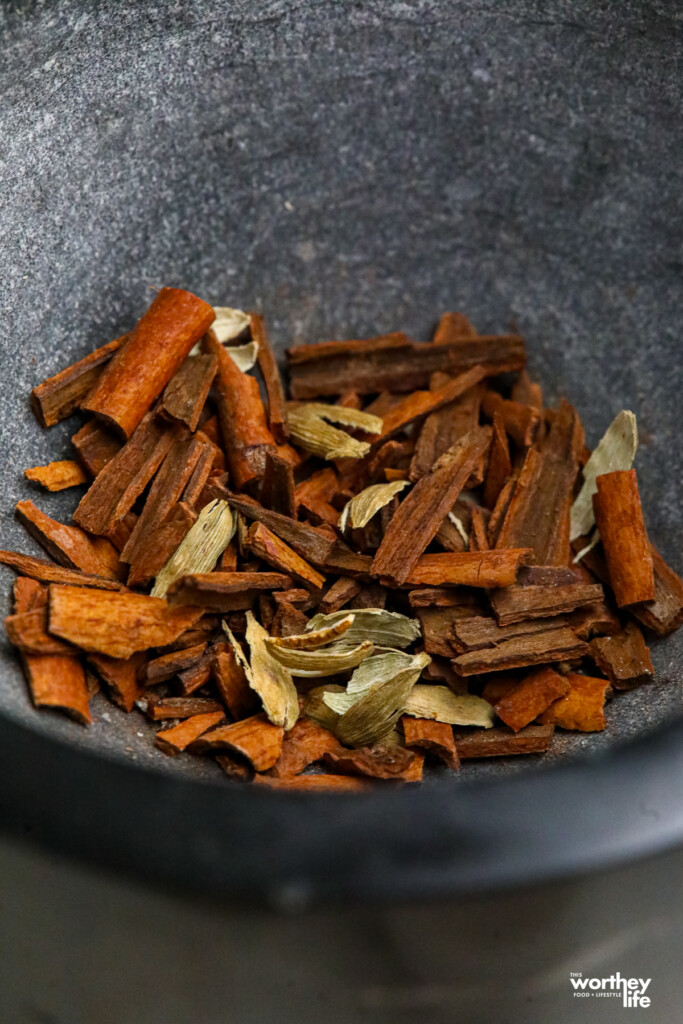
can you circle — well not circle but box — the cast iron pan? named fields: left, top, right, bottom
left=1, top=1, right=681, bottom=906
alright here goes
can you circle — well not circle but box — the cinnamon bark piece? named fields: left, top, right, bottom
left=129, top=503, right=199, bottom=586
left=31, top=335, right=126, bottom=427
left=204, top=330, right=277, bottom=491
left=592, top=470, right=655, bottom=607
left=212, top=647, right=258, bottom=719
left=177, top=649, right=217, bottom=695
left=454, top=723, right=554, bottom=758
left=21, top=652, right=91, bottom=725
left=408, top=380, right=483, bottom=480
left=270, top=602, right=310, bottom=638
left=48, top=585, right=204, bottom=659
left=481, top=390, right=541, bottom=448
left=372, top=426, right=491, bottom=584
left=143, top=643, right=208, bottom=685
left=432, top=312, right=478, bottom=343
left=631, top=544, right=683, bottom=636
left=568, top=597, right=622, bottom=641
left=218, top=542, right=238, bottom=573
left=324, top=744, right=423, bottom=781
left=107, top=510, right=139, bottom=554
left=342, top=439, right=413, bottom=494
left=155, top=711, right=225, bottom=756
left=86, top=652, right=146, bottom=711
left=538, top=673, right=609, bottom=731
left=13, top=576, right=47, bottom=612
left=487, top=475, right=516, bottom=546
left=323, top=544, right=373, bottom=580
left=225, top=493, right=335, bottom=566
left=404, top=549, right=531, bottom=588
left=481, top=673, right=522, bottom=705
left=189, top=713, right=284, bottom=770
left=401, top=717, right=460, bottom=769
left=408, top=586, right=483, bottom=608
left=589, top=622, right=654, bottom=690
left=180, top=443, right=217, bottom=509
left=83, top=288, right=215, bottom=438
left=468, top=506, right=490, bottom=552
left=120, top=431, right=204, bottom=580
left=246, top=522, right=325, bottom=590
left=483, top=412, right=512, bottom=509
left=74, top=412, right=178, bottom=536
left=416, top=605, right=483, bottom=658
left=144, top=696, right=223, bottom=720
left=511, top=370, right=543, bottom=409
left=253, top=773, right=372, bottom=792
left=451, top=614, right=570, bottom=653
left=273, top=588, right=315, bottom=609
left=25, top=460, right=88, bottom=492
left=452, top=625, right=588, bottom=676
left=575, top=538, right=683, bottom=636
left=286, top=333, right=525, bottom=398
left=16, top=500, right=123, bottom=581
left=252, top=312, right=289, bottom=443
left=380, top=367, right=488, bottom=445
left=166, top=571, right=291, bottom=611
left=0, top=550, right=124, bottom=590
left=71, top=419, right=122, bottom=476
left=259, top=452, right=296, bottom=518
left=295, top=468, right=340, bottom=527
left=493, top=666, right=571, bottom=732
left=320, top=577, right=363, bottom=614
left=490, top=577, right=605, bottom=625
left=5, top=608, right=75, bottom=655
left=161, top=353, right=218, bottom=431
left=214, top=753, right=254, bottom=782
left=496, top=400, right=582, bottom=564
left=267, top=718, right=344, bottom=777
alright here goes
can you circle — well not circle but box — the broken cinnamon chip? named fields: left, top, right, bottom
left=589, top=622, right=654, bottom=691
left=31, top=334, right=127, bottom=428
left=155, top=710, right=225, bottom=756
left=493, top=666, right=571, bottom=732
left=143, top=696, right=223, bottom=721
left=538, top=673, right=610, bottom=732
left=401, top=716, right=460, bottom=770
left=189, top=713, right=284, bottom=770
left=246, top=521, right=325, bottom=591
left=0, top=550, right=124, bottom=590
left=453, top=723, right=555, bottom=759
left=48, top=585, right=204, bottom=659
left=87, top=652, right=146, bottom=712
left=324, top=743, right=422, bottom=782
left=404, top=549, right=532, bottom=588
left=16, top=500, right=123, bottom=581
left=267, top=717, right=345, bottom=777
left=372, top=427, right=491, bottom=584
left=166, top=571, right=292, bottom=611
left=24, top=460, right=88, bottom=492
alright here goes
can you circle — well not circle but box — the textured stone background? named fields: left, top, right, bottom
left=0, top=0, right=681, bottom=782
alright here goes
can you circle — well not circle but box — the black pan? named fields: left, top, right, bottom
left=1, top=0, right=681, bottom=906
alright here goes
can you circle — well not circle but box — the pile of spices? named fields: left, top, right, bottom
left=2, top=289, right=682, bottom=790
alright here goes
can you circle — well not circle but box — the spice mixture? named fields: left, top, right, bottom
left=2, top=289, right=682, bottom=789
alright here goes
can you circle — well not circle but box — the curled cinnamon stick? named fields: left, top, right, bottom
left=83, top=288, right=215, bottom=438
left=592, top=469, right=655, bottom=607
